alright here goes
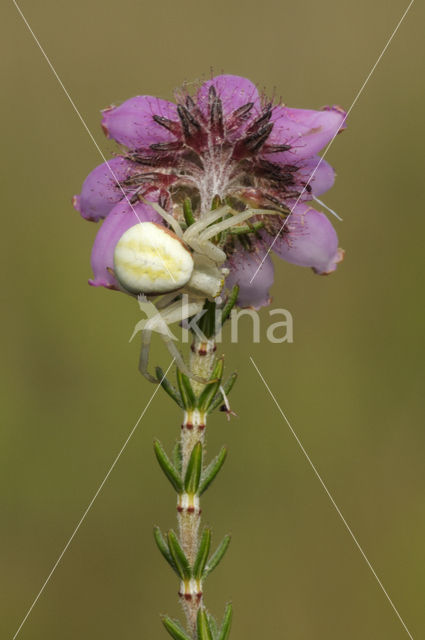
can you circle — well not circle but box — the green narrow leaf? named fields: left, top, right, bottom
left=192, top=528, right=211, bottom=579
left=154, top=440, right=183, bottom=492
left=218, top=603, right=233, bottom=640
left=176, top=368, right=197, bottom=410
left=197, top=358, right=224, bottom=412
left=162, top=616, right=192, bottom=640
left=198, top=299, right=217, bottom=340
left=203, top=534, right=231, bottom=578
left=197, top=608, right=213, bottom=640
left=198, top=447, right=227, bottom=495
left=156, top=367, right=184, bottom=408
left=173, top=441, right=183, bottom=475
left=183, top=198, right=196, bottom=227
left=184, top=442, right=203, bottom=494
left=211, top=195, right=222, bottom=210
left=207, top=613, right=219, bottom=640
left=167, top=530, right=191, bottom=580
left=221, top=286, right=239, bottom=324
left=230, top=221, right=264, bottom=235
left=153, top=526, right=179, bottom=576
left=207, top=372, right=238, bottom=414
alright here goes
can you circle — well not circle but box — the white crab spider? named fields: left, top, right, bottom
left=113, top=202, right=280, bottom=382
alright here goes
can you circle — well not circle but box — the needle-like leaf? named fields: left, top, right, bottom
left=207, top=373, right=237, bottom=414
left=184, top=442, right=203, bottom=495
left=203, top=535, right=231, bottom=578
left=167, top=530, right=191, bottom=580
left=197, top=358, right=224, bottom=412
left=153, top=526, right=179, bottom=576
left=162, top=616, right=192, bottom=640
left=183, top=197, right=196, bottom=227
left=154, top=440, right=183, bottom=493
left=156, top=367, right=184, bottom=409
left=197, top=608, right=214, bottom=640
left=192, top=528, right=211, bottom=580
left=198, top=447, right=227, bottom=495
left=221, top=286, right=239, bottom=324
left=217, top=603, right=233, bottom=640
left=176, top=368, right=197, bottom=410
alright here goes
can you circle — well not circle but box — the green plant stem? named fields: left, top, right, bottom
left=178, top=336, right=217, bottom=637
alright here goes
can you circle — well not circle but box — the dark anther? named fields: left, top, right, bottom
left=178, top=104, right=200, bottom=128
left=153, top=115, right=180, bottom=135
left=122, top=172, right=158, bottom=185
left=128, top=156, right=157, bottom=166
left=243, top=123, right=274, bottom=152
left=177, top=104, right=201, bottom=142
left=231, top=101, right=254, bottom=121
left=185, top=95, right=195, bottom=110
left=246, top=103, right=273, bottom=134
left=264, top=143, right=292, bottom=153
left=150, top=140, right=183, bottom=151
left=264, top=193, right=291, bottom=213
left=305, top=184, right=312, bottom=193
left=210, top=96, right=224, bottom=137
left=208, top=84, right=217, bottom=102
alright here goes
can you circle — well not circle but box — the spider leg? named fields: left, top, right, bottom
left=158, top=299, right=209, bottom=383
left=139, top=298, right=209, bottom=383
left=190, top=240, right=226, bottom=264
left=162, top=336, right=205, bottom=382
left=199, top=208, right=279, bottom=241
left=183, top=205, right=231, bottom=243
left=138, top=329, right=158, bottom=383
left=141, top=198, right=184, bottom=237
left=155, top=292, right=181, bottom=310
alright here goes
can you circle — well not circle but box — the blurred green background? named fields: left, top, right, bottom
left=2, top=1, right=424, bottom=638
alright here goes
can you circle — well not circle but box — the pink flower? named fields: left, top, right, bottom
left=73, top=74, right=346, bottom=303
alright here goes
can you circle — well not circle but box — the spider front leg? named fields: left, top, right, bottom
left=199, top=207, right=281, bottom=242
left=182, top=205, right=231, bottom=242
left=182, top=205, right=232, bottom=264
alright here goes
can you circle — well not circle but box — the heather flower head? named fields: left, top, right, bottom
left=74, top=74, right=346, bottom=306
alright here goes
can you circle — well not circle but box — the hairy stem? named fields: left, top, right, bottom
left=178, top=336, right=216, bottom=637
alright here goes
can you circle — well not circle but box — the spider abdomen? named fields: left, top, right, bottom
left=114, top=222, right=194, bottom=294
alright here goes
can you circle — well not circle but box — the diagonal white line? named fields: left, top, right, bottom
left=11, top=360, right=175, bottom=640
left=249, top=0, right=415, bottom=284
left=249, top=356, right=414, bottom=640
left=12, top=0, right=176, bottom=284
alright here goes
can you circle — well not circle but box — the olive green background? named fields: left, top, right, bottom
left=2, top=1, right=424, bottom=638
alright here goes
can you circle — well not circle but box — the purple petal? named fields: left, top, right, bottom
left=268, top=105, right=346, bottom=161
left=262, top=154, right=335, bottom=199
left=102, top=96, right=179, bottom=150
left=89, top=197, right=162, bottom=289
left=73, top=156, right=138, bottom=222
left=296, top=155, right=336, bottom=197
left=197, top=74, right=261, bottom=118
left=265, top=203, right=344, bottom=274
left=225, top=246, right=274, bottom=309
